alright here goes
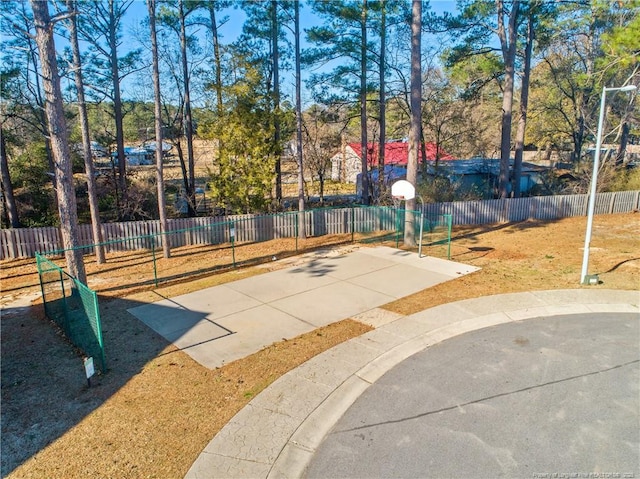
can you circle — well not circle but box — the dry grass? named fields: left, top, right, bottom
left=1, top=213, right=639, bottom=478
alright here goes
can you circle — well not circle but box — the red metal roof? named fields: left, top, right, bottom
left=348, top=142, right=453, bottom=165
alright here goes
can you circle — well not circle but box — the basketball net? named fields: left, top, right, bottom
left=392, top=195, right=404, bottom=210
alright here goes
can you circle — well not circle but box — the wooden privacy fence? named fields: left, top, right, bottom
left=2, top=190, right=639, bottom=260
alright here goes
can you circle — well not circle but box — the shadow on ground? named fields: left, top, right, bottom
left=0, top=295, right=179, bottom=476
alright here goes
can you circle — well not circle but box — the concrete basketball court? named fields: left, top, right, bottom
left=127, top=246, right=479, bottom=369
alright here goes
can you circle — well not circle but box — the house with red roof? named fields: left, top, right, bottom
left=330, top=141, right=453, bottom=183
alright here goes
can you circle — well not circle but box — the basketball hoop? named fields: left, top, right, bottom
left=391, top=180, right=415, bottom=201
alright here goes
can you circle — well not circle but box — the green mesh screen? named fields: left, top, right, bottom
left=36, top=253, right=106, bottom=373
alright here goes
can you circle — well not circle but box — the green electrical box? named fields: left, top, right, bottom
left=583, top=274, right=600, bottom=285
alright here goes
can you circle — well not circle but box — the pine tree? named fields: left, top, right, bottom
left=30, top=0, right=86, bottom=283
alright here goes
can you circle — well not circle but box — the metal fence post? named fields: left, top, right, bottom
left=351, top=206, right=355, bottom=242
left=395, top=207, right=401, bottom=248
left=91, top=288, right=106, bottom=372
left=295, top=211, right=298, bottom=253
left=446, top=214, right=452, bottom=259
left=151, top=235, right=158, bottom=287
left=230, top=221, right=236, bottom=268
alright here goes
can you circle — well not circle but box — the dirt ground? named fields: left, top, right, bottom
left=1, top=212, right=639, bottom=478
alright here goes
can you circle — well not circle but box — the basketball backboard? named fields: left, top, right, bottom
left=391, top=180, right=415, bottom=200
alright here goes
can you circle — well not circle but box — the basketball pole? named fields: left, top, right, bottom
left=417, top=195, right=424, bottom=258
left=391, top=180, right=424, bottom=258
left=393, top=193, right=424, bottom=258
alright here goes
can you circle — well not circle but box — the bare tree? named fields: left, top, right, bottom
left=30, top=0, right=86, bottom=283
left=148, top=0, right=170, bottom=258
left=64, top=0, right=105, bottom=263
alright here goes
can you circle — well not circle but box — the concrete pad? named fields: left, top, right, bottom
left=410, top=255, right=480, bottom=276
left=130, top=246, right=477, bottom=371
left=163, top=318, right=233, bottom=349
left=174, top=285, right=264, bottom=320
left=312, top=252, right=398, bottom=280
left=357, top=246, right=416, bottom=262
left=187, top=305, right=313, bottom=368
left=347, top=263, right=453, bottom=298
left=130, top=305, right=207, bottom=336
left=359, top=247, right=479, bottom=276
left=270, top=281, right=396, bottom=328
left=225, top=267, right=338, bottom=303
left=128, top=285, right=262, bottom=325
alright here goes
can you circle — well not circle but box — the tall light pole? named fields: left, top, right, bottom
left=580, top=84, right=637, bottom=284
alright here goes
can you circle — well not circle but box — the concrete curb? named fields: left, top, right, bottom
left=184, top=289, right=639, bottom=479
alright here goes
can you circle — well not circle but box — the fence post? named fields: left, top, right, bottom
left=295, top=211, right=298, bottom=253
left=351, top=206, right=355, bottom=242
left=230, top=221, right=236, bottom=268
left=151, top=235, right=158, bottom=287
left=36, top=253, right=48, bottom=317
left=91, top=288, right=106, bottom=372
left=609, top=192, right=616, bottom=214
left=446, top=214, right=452, bottom=259
left=395, top=207, right=400, bottom=248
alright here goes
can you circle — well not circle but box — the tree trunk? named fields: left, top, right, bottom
left=404, top=0, right=421, bottom=248
left=22, top=9, right=58, bottom=206
left=497, top=0, right=520, bottom=198
left=512, top=8, right=533, bottom=198
left=360, top=0, right=370, bottom=205
left=572, top=116, right=585, bottom=164
left=179, top=0, right=196, bottom=217
left=207, top=1, right=224, bottom=113
left=377, top=0, right=386, bottom=203
left=108, top=0, right=127, bottom=200
left=66, top=0, right=105, bottom=263
left=0, top=126, right=20, bottom=228
left=30, top=0, right=86, bottom=283
left=272, top=0, right=282, bottom=205
left=616, top=122, right=629, bottom=166
left=148, top=0, right=171, bottom=258
left=294, top=0, right=305, bottom=239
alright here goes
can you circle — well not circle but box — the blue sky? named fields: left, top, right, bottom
left=123, top=1, right=459, bottom=47
left=117, top=0, right=459, bottom=103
